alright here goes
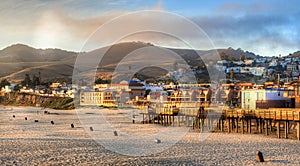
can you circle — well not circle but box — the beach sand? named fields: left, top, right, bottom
left=0, top=106, right=299, bottom=165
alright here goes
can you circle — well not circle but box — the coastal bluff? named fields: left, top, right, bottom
left=0, top=92, right=74, bottom=110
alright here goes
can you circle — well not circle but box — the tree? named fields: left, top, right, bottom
left=252, top=60, right=257, bottom=67
left=22, top=74, right=32, bottom=86
left=32, top=74, right=40, bottom=86
left=94, top=78, right=111, bottom=84
left=0, top=79, right=10, bottom=89
left=240, top=54, right=245, bottom=61
left=13, top=84, right=21, bottom=91
left=145, top=89, right=151, bottom=97
left=230, top=69, right=234, bottom=80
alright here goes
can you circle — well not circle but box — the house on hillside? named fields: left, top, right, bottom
left=216, top=60, right=228, bottom=72
left=226, top=67, right=241, bottom=74
left=250, top=67, right=265, bottom=76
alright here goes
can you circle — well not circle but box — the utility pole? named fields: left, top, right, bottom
left=277, top=73, right=280, bottom=86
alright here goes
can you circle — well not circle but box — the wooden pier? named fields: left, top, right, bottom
left=138, top=105, right=300, bottom=140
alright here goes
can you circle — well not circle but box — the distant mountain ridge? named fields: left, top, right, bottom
left=0, top=42, right=262, bottom=83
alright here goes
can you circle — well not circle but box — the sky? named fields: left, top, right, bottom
left=0, top=0, right=299, bottom=56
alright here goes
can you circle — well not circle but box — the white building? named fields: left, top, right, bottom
left=250, top=67, right=265, bottom=76
left=244, top=59, right=253, bottom=65
left=1, top=85, right=12, bottom=93
left=80, top=90, right=116, bottom=107
left=80, top=91, right=104, bottom=106
left=269, top=60, right=278, bottom=67
left=241, top=88, right=291, bottom=110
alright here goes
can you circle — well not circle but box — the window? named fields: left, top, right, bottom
left=244, top=92, right=250, bottom=99
left=257, top=92, right=263, bottom=100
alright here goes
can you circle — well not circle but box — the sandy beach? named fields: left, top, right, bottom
left=1, top=106, right=300, bottom=165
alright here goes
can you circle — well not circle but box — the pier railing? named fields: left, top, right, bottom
left=136, top=103, right=300, bottom=121
left=224, top=108, right=300, bottom=121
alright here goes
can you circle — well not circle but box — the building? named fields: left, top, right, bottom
left=79, top=89, right=116, bottom=107
left=250, top=67, right=265, bottom=76
left=241, top=88, right=292, bottom=110
left=226, top=67, right=241, bottom=74
left=148, top=91, right=168, bottom=102
left=80, top=91, right=104, bottom=106
left=216, top=60, right=228, bottom=71
left=285, top=78, right=300, bottom=108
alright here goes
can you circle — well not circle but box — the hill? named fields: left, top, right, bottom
left=0, top=44, right=77, bottom=82
left=0, top=42, right=259, bottom=83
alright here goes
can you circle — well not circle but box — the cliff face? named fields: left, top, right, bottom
left=0, top=92, right=74, bottom=110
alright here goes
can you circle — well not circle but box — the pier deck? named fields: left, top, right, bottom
left=138, top=105, right=300, bottom=140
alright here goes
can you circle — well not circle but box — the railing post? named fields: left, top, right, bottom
left=280, top=110, right=282, bottom=120
left=293, top=111, right=294, bottom=121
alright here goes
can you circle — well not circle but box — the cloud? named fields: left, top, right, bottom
left=0, top=0, right=127, bottom=50
left=0, top=0, right=299, bottom=56
left=0, top=0, right=167, bottom=51
left=190, top=9, right=300, bottom=56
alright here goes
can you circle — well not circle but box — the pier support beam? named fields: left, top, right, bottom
left=284, top=121, right=288, bottom=139
left=201, top=119, right=204, bottom=133
left=142, top=114, right=145, bottom=124
left=297, top=121, right=300, bottom=140
left=277, top=121, right=280, bottom=139
left=208, top=117, right=212, bottom=131
left=220, top=119, right=224, bottom=132
left=249, top=119, right=252, bottom=134
left=259, top=119, right=263, bottom=133
left=166, top=115, right=169, bottom=126
left=172, top=115, right=175, bottom=127
left=148, top=114, right=151, bottom=124
left=241, top=119, right=244, bottom=134
left=265, top=120, right=269, bottom=136
left=246, top=119, right=249, bottom=133
left=231, top=118, right=235, bottom=131
left=227, top=118, right=231, bottom=133
left=236, top=118, right=239, bottom=133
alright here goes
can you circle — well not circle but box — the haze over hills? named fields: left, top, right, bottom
left=0, top=42, right=264, bottom=83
